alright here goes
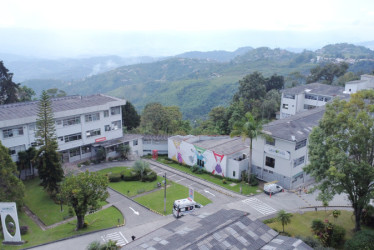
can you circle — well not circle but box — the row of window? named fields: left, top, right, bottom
left=104, top=120, right=121, bottom=132
left=305, top=94, right=331, bottom=102
left=3, top=127, right=23, bottom=138
left=294, top=156, right=305, bottom=167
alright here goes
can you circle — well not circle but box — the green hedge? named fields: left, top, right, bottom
left=108, top=173, right=122, bottom=182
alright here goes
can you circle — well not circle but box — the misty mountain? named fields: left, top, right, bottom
left=316, top=43, right=374, bottom=59
left=175, top=47, right=253, bottom=62
left=0, top=54, right=161, bottom=82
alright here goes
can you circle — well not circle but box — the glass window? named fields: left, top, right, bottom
left=112, top=120, right=121, bottom=130
left=69, top=147, right=80, bottom=157
left=85, top=113, right=100, bottom=122
left=86, top=129, right=101, bottom=137
left=82, top=145, right=91, bottom=154
left=295, top=139, right=307, bottom=150
left=3, top=127, right=23, bottom=138
left=104, top=110, right=109, bottom=117
left=294, top=156, right=305, bottom=167
left=63, top=116, right=80, bottom=126
left=265, top=156, right=275, bottom=168
left=110, top=106, right=120, bottom=115
left=105, top=125, right=111, bottom=131
left=3, top=129, right=13, bottom=138
left=233, top=171, right=236, bottom=177
left=64, top=133, right=82, bottom=142
left=282, top=103, right=288, bottom=109
left=9, top=145, right=26, bottom=155
left=284, top=94, right=295, bottom=99
left=133, top=139, right=138, bottom=146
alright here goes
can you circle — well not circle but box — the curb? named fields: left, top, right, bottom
left=146, top=159, right=252, bottom=199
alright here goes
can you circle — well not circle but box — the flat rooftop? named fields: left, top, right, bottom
left=125, top=209, right=312, bottom=250
left=282, top=82, right=346, bottom=97
left=263, top=106, right=325, bottom=142
left=171, top=135, right=248, bottom=156
left=0, top=94, right=125, bottom=121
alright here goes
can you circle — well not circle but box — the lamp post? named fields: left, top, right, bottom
left=163, top=172, right=167, bottom=214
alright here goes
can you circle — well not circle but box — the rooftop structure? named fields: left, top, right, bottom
left=344, top=74, right=374, bottom=94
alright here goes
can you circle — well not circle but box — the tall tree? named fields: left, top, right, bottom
left=306, top=62, right=349, bottom=85
left=305, top=90, right=374, bottom=232
left=230, top=112, right=267, bottom=183
left=18, top=85, right=36, bottom=102
left=140, top=102, right=169, bottom=134
left=265, top=74, right=284, bottom=92
left=208, top=106, right=229, bottom=135
left=46, top=88, right=67, bottom=98
left=34, top=91, right=63, bottom=194
left=121, top=101, right=140, bottom=131
left=0, top=61, right=19, bottom=104
left=0, top=141, right=25, bottom=208
left=59, top=171, right=109, bottom=230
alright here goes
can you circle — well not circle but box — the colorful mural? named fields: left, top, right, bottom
left=171, top=140, right=185, bottom=164
left=212, top=152, right=225, bottom=177
left=190, top=145, right=207, bottom=168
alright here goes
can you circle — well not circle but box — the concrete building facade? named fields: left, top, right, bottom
left=344, top=74, right=374, bottom=94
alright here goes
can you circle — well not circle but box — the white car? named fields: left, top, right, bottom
left=264, top=183, right=283, bottom=195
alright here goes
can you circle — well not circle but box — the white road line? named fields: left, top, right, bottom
left=242, top=198, right=277, bottom=215
left=102, top=232, right=127, bottom=246
left=175, top=178, right=185, bottom=183
left=168, top=174, right=177, bottom=178
left=119, top=232, right=128, bottom=244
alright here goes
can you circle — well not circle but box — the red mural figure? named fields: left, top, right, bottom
left=212, top=152, right=224, bottom=177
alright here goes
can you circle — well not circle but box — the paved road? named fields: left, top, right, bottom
left=32, top=159, right=352, bottom=249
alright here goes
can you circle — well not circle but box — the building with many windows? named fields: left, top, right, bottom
left=0, top=94, right=139, bottom=162
left=279, top=82, right=347, bottom=119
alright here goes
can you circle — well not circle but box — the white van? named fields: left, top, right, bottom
left=264, top=183, right=283, bottom=195
left=172, top=198, right=203, bottom=218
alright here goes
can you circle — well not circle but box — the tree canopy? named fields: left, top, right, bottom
left=306, top=62, right=349, bottom=85
left=0, top=141, right=25, bottom=208
left=0, top=61, right=20, bottom=104
left=46, top=88, right=67, bottom=98
left=121, top=101, right=140, bottom=131
left=59, top=171, right=109, bottom=230
left=305, top=90, right=374, bottom=231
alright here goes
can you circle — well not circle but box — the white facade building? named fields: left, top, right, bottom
left=0, top=94, right=138, bottom=162
left=280, top=82, right=347, bottom=119
left=168, top=135, right=249, bottom=180
left=344, top=74, right=374, bottom=94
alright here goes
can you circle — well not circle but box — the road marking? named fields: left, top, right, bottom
left=204, top=190, right=216, bottom=196
left=169, top=174, right=177, bottom=178
left=242, top=198, right=277, bottom=215
left=101, top=232, right=127, bottom=246
left=129, top=207, right=140, bottom=215
left=175, top=178, right=185, bottom=183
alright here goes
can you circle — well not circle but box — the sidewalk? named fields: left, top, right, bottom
left=144, top=159, right=247, bottom=199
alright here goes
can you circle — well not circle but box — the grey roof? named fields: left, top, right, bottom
left=125, top=209, right=312, bottom=250
left=263, top=106, right=325, bottom=142
left=171, top=135, right=248, bottom=155
left=143, top=134, right=170, bottom=141
left=0, top=94, right=124, bottom=121
left=92, top=134, right=142, bottom=147
left=282, top=82, right=346, bottom=97
left=345, top=79, right=368, bottom=85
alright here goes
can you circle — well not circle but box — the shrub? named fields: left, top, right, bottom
left=108, top=173, right=122, bottom=182
left=122, top=171, right=140, bottom=181
left=142, top=170, right=157, bottom=182
left=311, top=219, right=346, bottom=248
left=222, top=179, right=227, bottom=184
left=87, top=241, right=101, bottom=250
left=344, top=230, right=374, bottom=250
left=311, top=219, right=325, bottom=234
left=330, top=224, right=346, bottom=248
left=263, top=217, right=277, bottom=224
left=362, top=205, right=374, bottom=227
left=20, top=225, right=28, bottom=235
left=249, top=174, right=259, bottom=186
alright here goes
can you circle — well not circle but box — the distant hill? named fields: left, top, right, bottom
left=356, top=40, right=374, bottom=50
left=18, top=43, right=374, bottom=120
left=175, top=47, right=253, bottom=62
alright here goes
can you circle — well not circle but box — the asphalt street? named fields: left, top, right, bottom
left=32, top=160, right=352, bottom=249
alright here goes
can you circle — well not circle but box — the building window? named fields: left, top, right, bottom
left=233, top=171, right=236, bottom=177
left=3, top=127, right=23, bottom=138
left=107, top=145, right=118, bottom=152
left=85, top=113, right=100, bottom=122
left=69, top=147, right=80, bottom=157
left=63, top=116, right=81, bottom=126
left=282, top=103, right=288, bottom=109
left=28, top=123, right=36, bottom=130
left=269, top=170, right=273, bottom=174
left=265, top=156, right=275, bottom=168
left=86, top=129, right=101, bottom=137
left=104, top=110, right=109, bottom=117
left=112, top=120, right=121, bottom=130
left=284, top=94, right=295, bottom=99
left=304, top=104, right=316, bottom=110
left=64, top=133, right=82, bottom=143
left=9, top=145, right=26, bottom=155
left=266, top=138, right=275, bottom=146
left=55, top=120, right=62, bottom=125
left=133, top=139, right=138, bottom=146
left=124, top=142, right=129, bottom=146
left=81, top=145, right=91, bottom=154
left=110, top=106, right=120, bottom=115
left=295, top=139, right=307, bottom=150
left=294, top=156, right=305, bottom=167
left=305, top=94, right=317, bottom=100
left=105, top=125, right=111, bottom=131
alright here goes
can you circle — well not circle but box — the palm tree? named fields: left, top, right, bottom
left=133, top=160, right=150, bottom=181
left=230, top=112, right=268, bottom=184
left=277, top=210, right=292, bottom=233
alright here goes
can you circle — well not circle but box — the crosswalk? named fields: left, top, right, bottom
left=242, top=198, right=277, bottom=215
left=101, top=231, right=128, bottom=247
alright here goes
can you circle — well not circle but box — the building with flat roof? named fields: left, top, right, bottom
left=344, top=74, right=374, bottom=94
left=280, top=82, right=347, bottom=119
left=168, top=135, right=249, bottom=180
left=0, top=94, right=141, bottom=162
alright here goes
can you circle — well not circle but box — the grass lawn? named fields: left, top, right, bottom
left=97, top=166, right=170, bottom=197
left=265, top=210, right=374, bottom=241
left=156, top=156, right=259, bottom=195
left=23, top=178, right=107, bottom=226
left=1, top=206, right=124, bottom=249
left=134, top=181, right=212, bottom=215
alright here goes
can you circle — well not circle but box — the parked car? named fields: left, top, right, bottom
left=264, top=183, right=283, bottom=195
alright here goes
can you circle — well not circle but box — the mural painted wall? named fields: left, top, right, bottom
left=168, top=138, right=227, bottom=177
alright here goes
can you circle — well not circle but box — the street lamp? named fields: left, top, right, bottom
left=163, top=172, right=167, bottom=214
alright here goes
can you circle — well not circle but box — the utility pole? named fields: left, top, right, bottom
left=164, top=172, right=167, bottom=214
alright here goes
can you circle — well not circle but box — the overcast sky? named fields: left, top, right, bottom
left=1, top=0, right=374, bottom=58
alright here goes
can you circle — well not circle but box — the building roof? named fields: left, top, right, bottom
left=0, top=94, right=125, bottom=121
left=125, top=209, right=312, bottom=250
left=282, top=82, right=346, bottom=97
left=171, top=135, right=248, bottom=156
left=345, top=80, right=368, bottom=85
left=263, top=106, right=325, bottom=142
left=92, top=134, right=143, bottom=148
left=142, top=134, right=170, bottom=141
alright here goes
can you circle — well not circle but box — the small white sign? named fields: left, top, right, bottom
left=264, top=145, right=290, bottom=160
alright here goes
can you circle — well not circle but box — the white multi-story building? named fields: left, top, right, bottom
left=0, top=94, right=142, bottom=162
left=280, top=82, right=347, bottom=119
left=344, top=74, right=374, bottom=94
